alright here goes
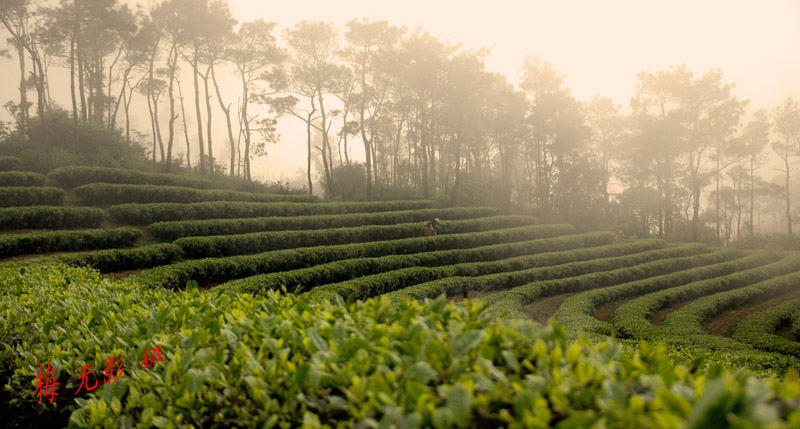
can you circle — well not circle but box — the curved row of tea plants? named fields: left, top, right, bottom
left=148, top=206, right=501, bottom=241
left=0, top=243, right=182, bottom=273
left=0, top=155, right=21, bottom=171
left=473, top=246, right=726, bottom=320
left=75, top=183, right=317, bottom=206
left=0, top=186, right=64, bottom=207
left=0, top=227, right=142, bottom=259
left=175, top=215, right=539, bottom=258
left=732, top=299, right=800, bottom=357
left=47, top=165, right=278, bottom=192
left=0, top=206, right=106, bottom=231
left=133, top=224, right=578, bottom=290
left=612, top=254, right=800, bottom=341
left=553, top=250, right=772, bottom=336
left=3, top=265, right=799, bottom=428
left=0, top=171, right=46, bottom=187
left=109, top=199, right=437, bottom=224
left=386, top=242, right=702, bottom=303
left=220, top=232, right=619, bottom=295
left=312, top=242, right=705, bottom=303
left=662, top=269, right=800, bottom=339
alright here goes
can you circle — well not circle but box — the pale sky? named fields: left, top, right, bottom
left=1, top=0, right=799, bottom=182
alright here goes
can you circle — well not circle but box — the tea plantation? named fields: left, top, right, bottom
left=2, top=164, right=800, bottom=427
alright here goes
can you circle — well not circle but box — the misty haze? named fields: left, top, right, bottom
left=1, top=0, right=800, bottom=427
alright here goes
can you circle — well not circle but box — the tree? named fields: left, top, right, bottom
left=520, top=56, right=589, bottom=216
left=585, top=96, right=625, bottom=204
left=441, top=50, right=491, bottom=204
left=345, top=19, right=401, bottom=199
left=226, top=19, right=283, bottom=180
left=772, top=97, right=800, bottom=235
left=630, top=66, right=692, bottom=236
left=284, top=21, right=348, bottom=195
left=1, top=0, right=49, bottom=131
left=397, top=32, right=452, bottom=198
left=735, top=110, right=770, bottom=236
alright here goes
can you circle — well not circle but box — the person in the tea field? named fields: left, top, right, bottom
left=424, top=218, right=440, bottom=236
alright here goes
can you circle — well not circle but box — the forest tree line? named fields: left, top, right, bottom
left=1, top=0, right=800, bottom=245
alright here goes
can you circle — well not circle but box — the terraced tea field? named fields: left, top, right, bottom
left=2, top=164, right=800, bottom=426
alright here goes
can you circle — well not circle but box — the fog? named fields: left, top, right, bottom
left=2, top=0, right=798, bottom=181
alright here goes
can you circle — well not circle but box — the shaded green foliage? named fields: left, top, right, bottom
left=74, top=183, right=317, bottom=206
left=0, top=206, right=106, bottom=231
left=109, top=200, right=436, bottom=224
left=0, top=171, right=45, bottom=187
left=148, top=207, right=501, bottom=241
left=0, top=227, right=141, bottom=259
left=3, top=265, right=800, bottom=428
left=0, top=187, right=64, bottom=207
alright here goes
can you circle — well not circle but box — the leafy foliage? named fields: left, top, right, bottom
left=0, top=206, right=106, bottom=231
left=46, top=166, right=291, bottom=193
left=0, top=171, right=45, bottom=187
left=148, top=206, right=501, bottom=241
left=2, top=265, right=800, bottom=428
left=0, top=227, right=141, bottom=259
left=0, top=156, right=21, bottom=171
left=2, top=243, right=183, bottom=274
left=0, top=186, right=64, bottom=207
left=732, top=300, right=800, bottom=357
left=74, top=183, right=317, bottom=205
left=133, top=224, right=577, bottom=290
left=174, top=215, right=539, bottom=258
left=109, top=199, right=436, bottom=224
left=221, top=231, right=616, bottom=295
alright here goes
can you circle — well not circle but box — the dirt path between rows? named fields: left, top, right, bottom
left=449, top=289, right=492, bottom=305
left=775, top=323, right=797, bottom=341
left=105, top=268, right=148, bottom=279
left=593, top=297, right=636, bottom=323
left=704, top=288, right=800, bottom=337
left=524, top=292, right=577, bottom=324
left=650, top=301, right=693, bottom=325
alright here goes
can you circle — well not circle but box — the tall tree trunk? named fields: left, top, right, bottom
left=17, top=39, right=27, bottom=134
left=656, top=158, right=664, bottom=236
left=165, top=46, right=177, bottom=172
left=317, top=90, right=333, bottom=194
left=419, top=105, right=430, bottom=199
left=306, top=109, right=314, bottom=195
left=451, top=133, right=461, bottom=205
left=192, top=45, right=205, bottom=174
left=123, top=83, right=131, bottom=145
left=177, top=78, right=192, bottom=169
left=146, top=84, right=156, bottom=163
left=110, top=66, right=130, bottom=130
left=106, top=48, right=123, bottom=128
left=240, top=73, right=251, bottom=180
left=70, top=36, right=78, bottom=148
left=30, top=45, right=47, bottom=127
left=749, top=156, right=755, bottom=236
left=392, top=113, right=405, bottom=187
left=78, top=52, right=87, bottom=122
left=715, top=154, right=721, bottom=240
left=664, top=156, right=673, bottom=234
left=211, top=65, right=236, bottom=176
left=203, top=65, right=213, bottom=174
left=785, top=146, right=792, bottom=235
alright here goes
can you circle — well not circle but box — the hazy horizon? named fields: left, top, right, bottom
left=1, top=0, right=798, bottom=182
